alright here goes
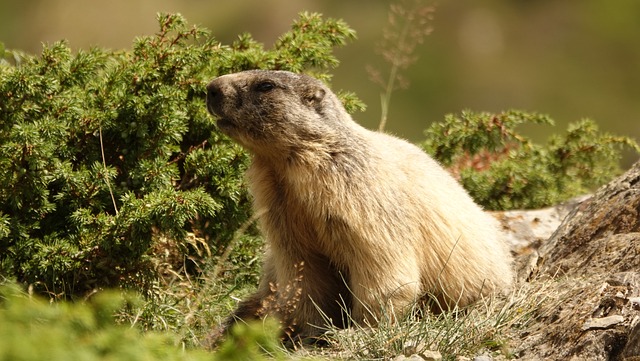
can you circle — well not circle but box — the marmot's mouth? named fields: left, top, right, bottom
left=216, top=118, right=236, bottom=131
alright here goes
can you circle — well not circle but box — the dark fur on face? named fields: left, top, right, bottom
left=206, top=70, right=348, bottom=158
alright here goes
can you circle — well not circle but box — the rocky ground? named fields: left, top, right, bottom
left=495, top=160, right=640, bottom=360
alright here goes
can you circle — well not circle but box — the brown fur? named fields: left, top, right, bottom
left=206, top=70, right=513, bottom=339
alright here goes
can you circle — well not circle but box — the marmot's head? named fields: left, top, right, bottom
left=206, top=70, right=353, bottom=157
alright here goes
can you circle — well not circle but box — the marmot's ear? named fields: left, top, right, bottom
left=303, top=86, right=326, bottom=110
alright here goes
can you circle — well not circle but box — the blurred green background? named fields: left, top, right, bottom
left=1, top=0, right=638, bottom=166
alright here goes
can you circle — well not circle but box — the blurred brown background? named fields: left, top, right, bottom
left=1, top=0, right=638, bottom=165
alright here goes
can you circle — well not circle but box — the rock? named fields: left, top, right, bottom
left=496, top=195, right=587, bottom=252
left=402, top=340, right=427, bottom=356
left=393, top=354, right=425, bottom=361
left=582, top=315, right=625, bottom=331
left=495, top=196, right=586, bottom=282
left=394, top=350, right=442, bottom=361
left=400, top=339, right=441, bottom=360
left=420, top=350, right=443, bottom=361
left=537, top=161, right=640, bottom=276
left=622, top=319, right=640, bottom=359
left=472, top=354, right=493, bottom=361
left=512, top=160, right=640, bottom=360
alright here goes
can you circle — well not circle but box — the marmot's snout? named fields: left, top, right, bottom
left=205, top=80, right=225, bottom=118
left=206, top=78, right=241, bottom=134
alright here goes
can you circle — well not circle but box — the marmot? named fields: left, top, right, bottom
left=206, top=70, right=513, bottom=339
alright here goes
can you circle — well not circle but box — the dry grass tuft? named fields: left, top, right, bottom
left=298, top=275, right=571, bottom=360
left=368, top=0, right=436, bottom=131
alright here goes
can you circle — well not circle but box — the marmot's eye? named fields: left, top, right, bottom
left=255, top=81, right=276, bottom=92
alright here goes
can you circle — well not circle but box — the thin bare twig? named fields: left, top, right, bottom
left=99, top=126, right=119, bottom=215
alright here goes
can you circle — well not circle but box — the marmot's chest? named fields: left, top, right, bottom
left=249, top=165, right=359, bottom=257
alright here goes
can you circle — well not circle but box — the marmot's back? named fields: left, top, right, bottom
left=352, top=128, right=514, bottom=306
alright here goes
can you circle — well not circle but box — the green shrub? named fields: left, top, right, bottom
left=0, top=282, right=200, bottom=361
left=423, top=110, right=639, bottom=210
left=0, top=282, right=285, bottom=361
left=0, top=12, right=361, bottom=299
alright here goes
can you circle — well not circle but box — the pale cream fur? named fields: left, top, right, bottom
left=206, top=70, right=513, bottom=339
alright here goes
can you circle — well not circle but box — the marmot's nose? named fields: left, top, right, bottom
left=206, top=80, right=224, bottom=116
